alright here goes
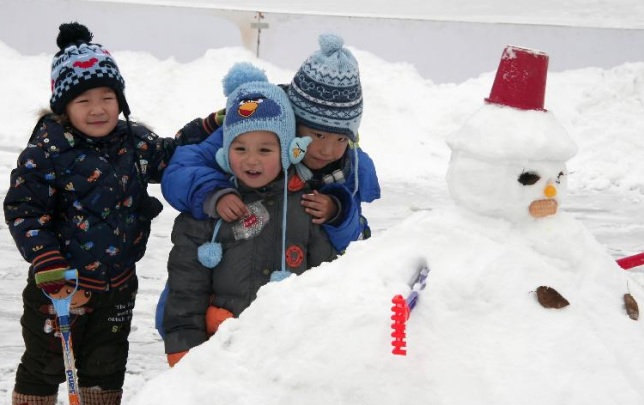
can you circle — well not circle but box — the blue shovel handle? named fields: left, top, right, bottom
left=40, top=269, right=79, bottom=318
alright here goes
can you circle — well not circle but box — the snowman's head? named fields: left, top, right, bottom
left=447, top=153, right=569, bottom=222
left=446, top=103, right=578, bottom=222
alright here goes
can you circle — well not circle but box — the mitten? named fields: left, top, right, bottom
left=35, top=267, right=69, bottom=294
left=167, top=351, right=188, bottom=367
left=205, top=306, right=234, bottom=336
left=202, top=108, right=226, bottom=134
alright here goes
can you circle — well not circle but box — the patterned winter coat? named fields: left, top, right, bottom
left=3, top=114, right=204, bottom=292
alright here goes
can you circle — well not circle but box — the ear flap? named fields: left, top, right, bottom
left=215, top=148, right=231, bottom=173
left=289, top=136, right=312, bottom=165
left=116, top=90, right=130, bottom=117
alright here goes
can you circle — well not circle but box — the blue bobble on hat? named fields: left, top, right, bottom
left=222, top=62, right=269, bottom=97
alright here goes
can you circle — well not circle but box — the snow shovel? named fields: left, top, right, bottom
left=35, top=268, right=82, bottom=405
left=391, top=265, right=430, bottom=355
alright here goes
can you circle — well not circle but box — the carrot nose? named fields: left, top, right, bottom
left=544, top=184, right=557, bottom=198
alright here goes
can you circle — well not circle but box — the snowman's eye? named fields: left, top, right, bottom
left=556, top=171, right=565, bottom=184
left=518, top=171, right=540, bottom=186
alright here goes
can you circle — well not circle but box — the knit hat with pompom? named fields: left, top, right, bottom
left=286, top=33, right=363, bottom=141
left=50, top=22, right=129, bottom=116
left=215, top=62, right=309, bottom=173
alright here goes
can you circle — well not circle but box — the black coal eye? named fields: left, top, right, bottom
left=518, top=171, right=540, bottom=185
left=556, top=171, right=565, bottom=184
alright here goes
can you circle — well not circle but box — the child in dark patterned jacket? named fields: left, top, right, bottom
left=3, top=22, right=209, bottom=405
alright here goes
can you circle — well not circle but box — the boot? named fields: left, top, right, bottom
left=11, top=391, right=57, bottom=405
left=79, top=387, right=123, bottom=405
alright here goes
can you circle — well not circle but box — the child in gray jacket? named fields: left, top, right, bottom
left=162, top=63, right=337, bottom=366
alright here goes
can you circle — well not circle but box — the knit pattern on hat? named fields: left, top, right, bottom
left=217, top=62, right=296, bottom=172
left=49, top=22, right=127, bottom=115
left=287, top=33, right=363, bottom=141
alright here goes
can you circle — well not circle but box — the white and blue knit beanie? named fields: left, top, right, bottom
left=50, top=22, right=129, bottom=116
left=286, top=33, right=363, bottom=141
left=216, top=62, right=310, bottom=173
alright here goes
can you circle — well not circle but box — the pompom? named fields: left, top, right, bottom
left=270, top=270, right=292, bottom=282
left=319, top=33, right=344, bottom=56
left=56, top=22, right=93, bottom=50
left=198, top=241, right=223, bottom=269
left=222, top=62, right=268, bottom=97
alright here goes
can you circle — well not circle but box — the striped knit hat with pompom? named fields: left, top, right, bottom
left=287, top=33, right=363, bottom=141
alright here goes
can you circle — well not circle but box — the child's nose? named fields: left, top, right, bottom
left=319, top=141, right=333, bottom=155
left=89, top=102, right=103, bottom=114
left=246, top=153, right=260, bottom=164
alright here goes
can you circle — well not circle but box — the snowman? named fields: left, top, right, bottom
left=446, top=45, right=638, bottom=317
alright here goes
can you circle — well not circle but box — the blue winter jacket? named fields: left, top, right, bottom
left=161, top=126, right=380, bottom=252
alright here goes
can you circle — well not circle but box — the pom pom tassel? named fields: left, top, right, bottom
left=198, top=220, right=223, bottom=268
left=270, top=270, right=292, bottom=282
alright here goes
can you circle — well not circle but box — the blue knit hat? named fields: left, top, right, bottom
left=287, top=33, right=363, bottom=141
left=50, top=22, right=129, bottom=116
left=205, top=63, right=311, bottom=283
left=216, top=62, right=310, bottom=173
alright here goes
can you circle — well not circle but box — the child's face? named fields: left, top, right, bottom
left=297, top=124, right=349, bottom=170
left=229, top=130, right=282, bottom=188
left=65, top=87, right=120, bottom=138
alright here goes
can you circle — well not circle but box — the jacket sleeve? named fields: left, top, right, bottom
left=320, top=183, right=362, bottom=252
left=161, top=127, right=233, bottom=219
left=353, top=147, right=381, bottom=203
left=163, top=214, right=214, bottom=354
left=132, top=115, right=217, bottom=185
left=321, top=147, right=381, bottom=249
left=3, top=143, right=69, bottom=273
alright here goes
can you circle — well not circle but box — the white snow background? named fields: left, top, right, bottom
left=1, top=4, right=644, bottom=405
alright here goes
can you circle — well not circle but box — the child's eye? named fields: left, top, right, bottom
left=232, top=146, right=246, bottom=152
left=260, top=148, right=275, bottom=153
left=314, top=134, right=325, bottom=140
left=517, top=171, right=540, bottom=185
left=338, top=137, right=348, bottom=143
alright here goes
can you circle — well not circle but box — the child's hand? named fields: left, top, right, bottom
left=301, top=191, right=338, bottom=224
left=216, top=194, right=248, bottom=222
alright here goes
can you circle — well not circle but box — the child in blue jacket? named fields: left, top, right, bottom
left=163, top=33, right=380, bottom=252
left=156, top=34, right=380, bottom=338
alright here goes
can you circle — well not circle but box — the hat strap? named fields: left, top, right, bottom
left=294, top=163, right=313, bottom=183
left=351, top=146, right=359, bottom=196
left=211, top=219, right=223, bottom=243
